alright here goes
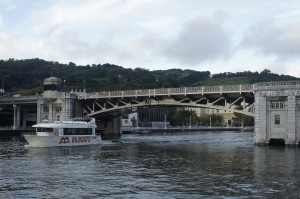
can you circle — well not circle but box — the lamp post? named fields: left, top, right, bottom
left=189, top=115, right=191, bottom=129
left=137, top=113, right=139, bottom=129
left=209, top=116, right=212, bottom=128
left=13, top=104, right=17, bottom=130
left=1, top=76, right=5, bottom=93
left=164, top=114, right=167, bottom=129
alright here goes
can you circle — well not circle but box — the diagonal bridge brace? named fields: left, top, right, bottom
left=229, top=97, right=243, bottom=108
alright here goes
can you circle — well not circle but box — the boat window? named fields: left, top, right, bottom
left=64, top=128, right=93, bottom=135
left=37, top=128, right=53, bottom=132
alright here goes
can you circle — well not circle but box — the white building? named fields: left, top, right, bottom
left=122, top=112, right=138, bottom=127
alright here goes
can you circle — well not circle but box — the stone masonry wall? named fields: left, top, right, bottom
left=254, top=88, right=300, bottom=146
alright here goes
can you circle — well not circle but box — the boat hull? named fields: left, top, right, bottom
left=23, top=135, right=102, bottom=147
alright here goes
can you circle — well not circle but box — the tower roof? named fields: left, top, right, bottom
left=44, top=77, right=62, bottom=85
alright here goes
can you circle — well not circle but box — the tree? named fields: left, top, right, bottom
left=167, top=109, right=198, bottom=126
left=199, top=114, right=224, bottom=127
left=233, top=106, right=254, bottom=126
left=0, top=59, right=298, bottom=94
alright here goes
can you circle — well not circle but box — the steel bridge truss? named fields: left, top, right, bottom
left=77, top=85, right=255, bottom=117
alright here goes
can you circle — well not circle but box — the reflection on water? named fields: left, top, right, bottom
left=0, top=132, right=300, bottom=198
left=253, top=147, right=300, bottom=198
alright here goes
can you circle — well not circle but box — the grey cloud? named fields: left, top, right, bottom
left=163, top=16, right=231, bottom=65
left=241, top=19, right=300, bottom=60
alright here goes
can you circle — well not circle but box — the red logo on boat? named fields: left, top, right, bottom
left=59, top=137, right=70, bottom=144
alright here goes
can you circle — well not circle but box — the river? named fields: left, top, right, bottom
left=0, top=131, right=299, bottom=198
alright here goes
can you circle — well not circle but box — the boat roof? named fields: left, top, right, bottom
left=33, top=118, right=96, bottom=128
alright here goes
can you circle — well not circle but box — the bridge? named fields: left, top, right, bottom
left=76, top=84, right=254, bottom=117
left=1, top=78, right=300, bottom=146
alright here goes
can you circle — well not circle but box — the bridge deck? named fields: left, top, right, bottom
left=76, top=84, right=254, bottom=99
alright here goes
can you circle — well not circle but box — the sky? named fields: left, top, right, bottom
left=1, top=0, right=300, bottom=77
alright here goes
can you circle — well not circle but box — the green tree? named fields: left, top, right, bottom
left=0, top=59, right=298, bottom=94
left=199, top=114, right=224, bottom=126
left=167, top=109, right=198, bottom=126
left=233, top=106, right=254, bottom=126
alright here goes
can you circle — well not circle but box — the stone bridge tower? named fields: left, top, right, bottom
left=37, top=77, right=77, bottom=123
left=254, top=82, right=300, bottom=146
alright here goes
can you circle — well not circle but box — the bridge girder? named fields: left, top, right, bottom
left=81, top=94, right=254, bottom=117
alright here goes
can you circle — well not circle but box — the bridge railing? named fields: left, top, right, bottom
left=0, top=95, right=40, bottom=102
left=110, top=91, right=122, bottom=97
left=242, top=84, right=255, bottom=91
left=156, top=88, right=169, bottom=95
left=78, top=83, right=254, bottom=99
left=254, top=80, right=300, bottom=89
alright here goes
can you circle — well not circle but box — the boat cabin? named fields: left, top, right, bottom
left=33, top=118, right=97, bottom=136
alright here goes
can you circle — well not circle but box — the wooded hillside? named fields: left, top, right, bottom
left=0, top=58, right=298, bottom=94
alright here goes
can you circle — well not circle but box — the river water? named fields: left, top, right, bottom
left=0, top=131, right=300, bottom=199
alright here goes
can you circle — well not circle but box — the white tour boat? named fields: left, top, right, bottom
left=24, top=117, right=101, bottom=147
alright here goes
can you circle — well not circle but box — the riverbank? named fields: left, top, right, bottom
left=123, top=126, right=254, bottom=134
left=1, top=126, right=254, bottom=137
left=0, top=128, right=33, bottom=136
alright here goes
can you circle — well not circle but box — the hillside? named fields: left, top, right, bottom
left=0, top=58, right=298, bottom=94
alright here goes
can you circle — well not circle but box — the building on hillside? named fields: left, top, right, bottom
left=185, top=107, right=237, bottom=126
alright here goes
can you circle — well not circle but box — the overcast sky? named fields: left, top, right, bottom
left=1, top=0, right=300, bottom=77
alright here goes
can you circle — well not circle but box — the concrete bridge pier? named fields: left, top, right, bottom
left=96, top=116, right=122, bottom=140
left=12, top=104, right=21, bottom=130
left=254, top=83, right=300, bottom=146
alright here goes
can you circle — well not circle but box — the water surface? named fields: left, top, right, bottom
left=1, top=131, right=299, bottom=198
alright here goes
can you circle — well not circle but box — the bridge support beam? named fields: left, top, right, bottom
left=12, top=104, right=21, bottom=130
left=96, top=116, right=122, bottom=140
left=13, top=104, right=17, bottom=130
